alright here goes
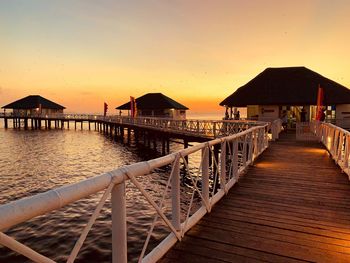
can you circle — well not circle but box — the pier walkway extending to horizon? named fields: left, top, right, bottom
left=0, top=113, right=269, bottom=141
left=160, top=132, right=350, bottom=263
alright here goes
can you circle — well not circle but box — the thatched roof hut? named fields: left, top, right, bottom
left=116, top=93, right=188, bottom=110
left=2, top=95, right=65, bottom=116
left=220, top=67, right=350, bottom=107
left=2, top=95, right=65, bottom=110
left=116, top=93, right=188, bottom=119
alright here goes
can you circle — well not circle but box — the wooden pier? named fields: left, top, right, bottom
left=0, top=114, right=268, bottom=156
left=6, top=120, right=350, bottom=262
left=160, top=132, right=350, bottom=262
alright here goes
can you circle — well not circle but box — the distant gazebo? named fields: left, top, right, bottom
left=2, top=95, right=65, bottom=116
left=116, top=93, right=188, bottom=119
left=220, top=67, right=350, bottom=123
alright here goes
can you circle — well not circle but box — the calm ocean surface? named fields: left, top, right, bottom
left=0, top=120, right=206, bottom=262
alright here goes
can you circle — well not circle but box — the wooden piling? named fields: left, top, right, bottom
left=24, top=118, right=28, bottom=129
left=153, top=136, right=157, bottom=149
left=135, top=130, right=139, bottom=144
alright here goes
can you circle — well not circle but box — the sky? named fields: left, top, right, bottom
left=1, top=0, right=350, bottom=114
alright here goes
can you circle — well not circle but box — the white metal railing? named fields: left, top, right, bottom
left=314, top=121, right=350, bottom=177
left=0, top=124, right=269, bottom=263
left=108, top=116, right=267, bottom=138
left=296, top=122, right=319, bottom=141
left=3, top=113, right=268, bottom=139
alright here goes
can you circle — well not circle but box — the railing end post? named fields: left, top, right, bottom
left=112, top=182, right=127, bottom=263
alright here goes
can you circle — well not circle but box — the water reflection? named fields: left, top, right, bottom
left=0, top=127, right=202, bottom=262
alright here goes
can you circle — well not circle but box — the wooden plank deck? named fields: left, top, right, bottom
left=159, top=132, right=350, bottom=263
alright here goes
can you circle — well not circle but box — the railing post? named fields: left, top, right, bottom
left=332, top=130, right=338, bottom=155
left=265, top=126, right=269, bottom=148
left=220, top=140, right=226, bottom=190
left=232, top=139, right=238, bottom=181
left=213, top=122, right=217, bottom=137
left=242, top=134, right=247, bottom=167
left=112, top=182, right=127, bottom=263
left=271, top=122, right=276, bottom=141
left=345, top=135, right=350, bottom=170
left=253, top=130, right=258, bottom=159
left=201, top=146, right=210, bottom=210
left=337, top=132, right=344, bottom=163
left=171, top=156, right=181, bottom=231
left=248, top=132, right=254, bottom=162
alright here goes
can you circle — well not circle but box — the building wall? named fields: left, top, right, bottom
left=164, top=109, right=186, bottom=120
left=173, top=109, right=186, bottom=120
left=12, top=108, right=64, bottom=116
left=259, top=105, right=279, bottom=120
left=335, top=104, right=350, bottom=120
left=247, top=105, right=259, bottom=119
left=137, top=109, right=186, bottom=119
left=247, top=105, right=279, bottom=120
left=335, top=104, right=350, bottom=128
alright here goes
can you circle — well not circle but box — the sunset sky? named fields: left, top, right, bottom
left=1, top=0, right=350, bottom=114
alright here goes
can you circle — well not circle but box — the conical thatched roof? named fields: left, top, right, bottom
left=116, top=93, right=188, bottom=110
left=220, top=67, right=350, bottom=107
left=2, top=95, right=65, bottom=109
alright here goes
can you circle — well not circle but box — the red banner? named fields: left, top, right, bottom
left=316, top=85, right=324, bottom=121
left=104, top=102, right=108, bottom=117
left=130, top=96, right=136, bottom=117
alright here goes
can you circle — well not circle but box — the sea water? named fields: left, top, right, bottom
left=0, top=122, right=203, bottom=262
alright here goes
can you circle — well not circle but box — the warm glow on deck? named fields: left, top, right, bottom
left=255, top=162, right=280, bottom=168
left=303, top=148, right=327, bottom=154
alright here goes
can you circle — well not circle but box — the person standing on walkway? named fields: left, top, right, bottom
left=234, top=110, right=240, bottom=120
left=300, top=107, right=307, bottom=122
left=281, top=110, right=288, bottom=131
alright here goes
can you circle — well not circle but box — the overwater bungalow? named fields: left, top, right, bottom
left=2, top=95, right=65, bottom=116
left=220, top=67, right=350, bottom=127
left=116, top=93, right=188, bottom=119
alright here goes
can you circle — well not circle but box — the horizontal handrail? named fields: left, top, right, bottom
left=1, top=113, right=268, bottom=139
left=0, top=124, right=269, bottom=263
left=314, top=121, right=350, bottom=177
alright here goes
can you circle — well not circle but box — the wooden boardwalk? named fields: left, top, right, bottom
left=160, top=132, right=350, bottom=263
